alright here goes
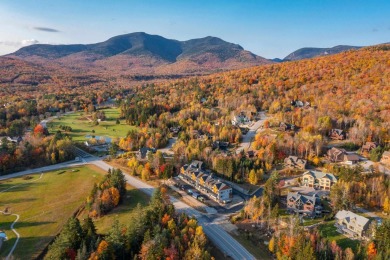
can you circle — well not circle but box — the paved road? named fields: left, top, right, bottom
left=236, top=112, right=267, bottom=154
left=355, top=207, right=382, bottom=223
left=358, top=157, right=390, bottom=176
left=157, top=137, right=177, bottom=155
left=1, top=151, right=255, bottom=260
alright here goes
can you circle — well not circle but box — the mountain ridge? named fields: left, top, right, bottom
left=8, top=32, right=270, bottom=74
left=282, top=45, right=362, bottom=61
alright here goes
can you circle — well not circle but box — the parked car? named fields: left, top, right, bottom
left=198, top=196, right=205, bottom=202
left=192, top=192, right=200, bottom=199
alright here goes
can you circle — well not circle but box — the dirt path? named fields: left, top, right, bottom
left=0, top=173, right=44, bottom=258
left=0, top=211, right=20, bottom=260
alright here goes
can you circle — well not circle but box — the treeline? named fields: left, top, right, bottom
left=124, top=152, right=174, bottom=181
left=0, top=131, right=74, bottom=175
left=118, top=128, right=169, bottom=151
left=46, top=188, right=212, bottom=260
left=0, top=89, right=121, bottom=136
left=269, top=220, right=390, bottom=260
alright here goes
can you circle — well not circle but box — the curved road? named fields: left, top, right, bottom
left=0, top=149, right=255, bottom=260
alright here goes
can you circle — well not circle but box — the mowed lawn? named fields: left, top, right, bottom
left=86, top=184, right=150, bottom=234
left=47, top=108, right=137, bottom=142
left=0, top=165, right=106, bottom=259
left=318, top=221, right=359, bottom=251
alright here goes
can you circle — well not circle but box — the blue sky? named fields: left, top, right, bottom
left=0, top=0, right=389, bottom=58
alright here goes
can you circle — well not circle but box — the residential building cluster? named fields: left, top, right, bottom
left=179, top=160, right=233, bottom=203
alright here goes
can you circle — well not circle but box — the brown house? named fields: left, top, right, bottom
left=280, top=122, right=298, bottom=132
left=361, top=142, right=377, bottom=153
left=380, top=151, right=390, bottom=166
left=330, top=129, right=347, bottom=140
left=327, top=147, right=359, bottom=164
left=284, top=156, right=307, bottom=170
left=327, top=147, right=346, bottom=162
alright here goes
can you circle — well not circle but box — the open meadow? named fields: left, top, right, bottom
left=0, top=165, right=106, bottom=259
left=47, top=108, right=136, bottom=142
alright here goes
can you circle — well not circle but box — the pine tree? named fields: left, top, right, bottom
left=106, top=219, right=125, bottom=258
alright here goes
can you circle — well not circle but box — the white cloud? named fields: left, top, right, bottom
left=21, top=39, right=40, bottom=46
left=0, top=39, right=39, bottom=47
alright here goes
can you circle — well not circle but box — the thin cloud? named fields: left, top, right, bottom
left=34, top=26, right=60, bottom=33
left=0, top=39, right=39, bottom=47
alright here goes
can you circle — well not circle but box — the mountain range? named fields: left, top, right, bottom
left=1, top=32, right=378, bottom=90
left=7, top=32, right=270, bottom=75
left=281, top=45, right=362, bottom=61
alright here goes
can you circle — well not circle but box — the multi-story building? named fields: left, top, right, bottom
left=301, top=170, right=337, bottom=190
left=180, top=160, right=232, bottom=203
left=286, top=192, right=322, bottom=217
left=335, top=210, right=370, bottom=238
left=284, top=156, right=307, bottom=170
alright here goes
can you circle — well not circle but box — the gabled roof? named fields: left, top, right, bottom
left=189, top=160, right=203, bottom=169
left=382, top=151, right=390, bottom=157
left=303, top=170, right=337, bottom=182
left=335, top=210, right=370, bottom=227
left=214, top=182, right=231, bottom=191
left=328, top=147, right=347, bottom=156
left=331, top=129, right=345, bottom=135
left=344, top=153, right=360, bottom=161
left=200, top=174, right=209, bottom=182
left=285, top=156, right=307, bottom=165
left=287, top=192, right=317, bottom=205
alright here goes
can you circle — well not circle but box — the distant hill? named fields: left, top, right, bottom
left=283, top=45, right=362, bottom=61
left=9, top=32, right=271, bottom=75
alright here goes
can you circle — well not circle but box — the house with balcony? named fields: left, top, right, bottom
left=301, top=170, right=337, bottom=190
left=284, top=156, right=307, bottom=170
left=180, top=160, right=232, bottom=203
left=334, top=210, right=370, bottom=238
left=287, top=192, right=322, bottom=217
left=327, top=147, right=359, bottom=165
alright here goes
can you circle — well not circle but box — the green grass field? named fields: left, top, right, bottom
left=87, top=184, right=150, bottom=234
left=318, top=221, right=359, bottom=251
left=231, top=232, right=272, bottom=260
left=0, top=165, right=106, bottom=259
left=47, top=108, right=137, bottom=142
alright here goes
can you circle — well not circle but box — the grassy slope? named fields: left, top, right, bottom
left=230, top=232, right=272, bottom=260
left=318, top=221, right=359, bottom=251
left=48, top=108, right=137, bottom=142
left=89, top=184, right=150, bottom=234
left=0, top=165, right=105, bottom=259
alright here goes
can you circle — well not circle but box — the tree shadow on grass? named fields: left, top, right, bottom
left=0, top=181, right=43, bottom=193
left=0, top=220, right=55, bottom=229
left=0, top=197, right=37, bottom=204
left=0, top=235, right=56, bottom=259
